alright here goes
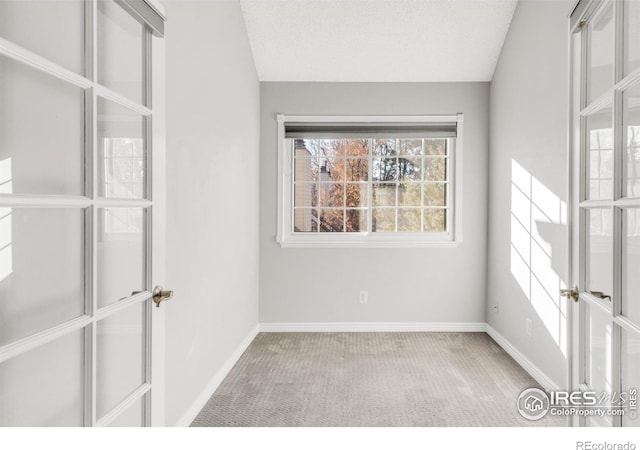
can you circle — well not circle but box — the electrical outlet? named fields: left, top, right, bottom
left=525, top=318, right=532, bottom=337
left=359, top=290, right=368, bottom=304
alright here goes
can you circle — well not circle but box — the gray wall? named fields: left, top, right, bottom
left=260, top=83, right=489, bottom=324
left=487, top=0, right=573, bottom=388
left=165, top=0, right=260, bottom=425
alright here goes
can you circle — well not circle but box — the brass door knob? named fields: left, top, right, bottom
left=153, top=285, right=173, bottom=307
left=560, top=286, right=580, bottom=302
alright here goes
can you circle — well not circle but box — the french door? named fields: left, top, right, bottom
left=569, top=0, right=640, bottom=427
left=0, top=0, right=167, bottom=426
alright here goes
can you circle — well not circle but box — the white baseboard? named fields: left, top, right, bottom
left=174, top=324, right=260, bottom=427
left=259, top=322, right=487, bottom=332
left=485, top=324, right=561, bottom=392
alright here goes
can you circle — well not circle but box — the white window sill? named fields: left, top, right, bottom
left=277, top=236, right=462, bottom=249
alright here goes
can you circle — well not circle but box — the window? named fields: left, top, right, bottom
left=277, top=115, right=463, bottom=247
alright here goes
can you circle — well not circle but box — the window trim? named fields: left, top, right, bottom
left=276, top=114, right=464, bottom=248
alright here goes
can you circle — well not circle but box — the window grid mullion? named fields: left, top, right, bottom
left=395, top=139, right=398, bottom=232
left=343, top=139, right=346, bottom=232
left=368, top=138, right=373, bottom=233
left=421, top=139, right=425, bottom=232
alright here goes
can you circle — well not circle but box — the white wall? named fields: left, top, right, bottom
left=164, top=0, right=260, bottom=426
left=260, top=82, right=489, bottom=325
left=487, top=0, right=573, bottom=389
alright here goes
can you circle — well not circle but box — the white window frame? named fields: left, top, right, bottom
left=276, top=114, right=464, bottom=248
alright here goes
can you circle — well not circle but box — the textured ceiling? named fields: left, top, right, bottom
left=240, top=0, right=518, bottom=82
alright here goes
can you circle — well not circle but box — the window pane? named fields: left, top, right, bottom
left=398, top=139, right=422, bottom=156
left=294, top=209, right=317, bottom=232
left=424, top=208, right=446, bottom=232
left=346, top=184, right=367, bottom=207
left=98, top=0, right=144, bottom=104
left=0, top=56, right=84, bottom=196
left=624, top=83, right=640, bottom=198
left=373, top=139, right=396, bottom=157
left=345, top=139, right=369, bottom=157
left=0, top=0, right=84, bottom=74
left=319, top=209, right=343, bottom=232
left=398, top=183, right=421, bottom=207
left=588, top=1, right=614, bottom=103
left=97, top=208, right=145, bottom=308
left=0, top=208, right=85, bottom=347
left=319, top=158, right=342, bottom=182
left=398, top=157, right=421, bottom=182
left=294, top=139, right=320, bottom=158
left=319, top=184, right=344, bottom=207
left=373, top=183, right=396, bottom=206
left=345, top=158, right=368, bottom=182
left=588, top=208, right=613, bottom=298
left=294, top=157, right=318, bottom=183
left=586, top=106, right=613, bottom=200
left=97, top=302, right=145, bottom=419
left=294, top=183, right=316, bottom=208
left=425, top=157, right=446, bottom=181
left=423, top=183, right=446, bottom=206
left=98, top=98, right=145, bottom=199
left=372, top=158, right=398, bottom=182
left=346, top=209, right=367, bottom=232
left=397, top=209, right=421, bottom=232
left=372, top=208, right=395, bottom=232
left=424, top=139, right=447, bottom=156
left=0, top=329, right=84, bottom=426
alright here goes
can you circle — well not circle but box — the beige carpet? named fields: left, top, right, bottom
left=191, top=332, right=565, bottom=427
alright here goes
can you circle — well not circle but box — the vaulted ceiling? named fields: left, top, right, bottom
left=240, top=0, right=518, bottom=82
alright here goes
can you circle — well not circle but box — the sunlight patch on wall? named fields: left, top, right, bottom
left=0, top=158, right=12, bottom=283
left=0, top=157, right=12, bottom=194
left=510, top=159, right=567, bottom=355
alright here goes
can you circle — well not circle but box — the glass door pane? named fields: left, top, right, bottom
left=624, top=0, right=640, bottom=76
left=623, top=82, right=640, bottom=198
left=0, top=208, right=85, bottom=346
left=588, top=1, right=614, bottom=103
left=587, top=208, right=613, bottom=298
left=97, top=99, right=146, bottom=199
left=96, top=302, right=146, bottom=419
left=586, top=106, right=614, bottom=201
left=623, top=209, right=640, bottom=323
left=97, top=208, right=146, bottom=308
left=97, top=0, right=144, bottom=104
left=0, top=0, right=84, bottom=74
left=0, top=330, right=85, bottom=426
left=0, top=55, right=85, bottom=196
left=108, top=397, right=144, bottom=427
left=583, top=303, right=614, bottom=426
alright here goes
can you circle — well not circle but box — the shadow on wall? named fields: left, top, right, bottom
left=510, top=159, right=568, bottom=358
